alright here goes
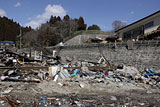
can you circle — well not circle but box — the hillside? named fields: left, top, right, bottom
left=0, top=16, right=32, bottom=42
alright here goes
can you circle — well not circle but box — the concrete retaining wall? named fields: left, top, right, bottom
left=59, top=40, right=160, bottom=71
left=65, top=34, right=111, bottom=45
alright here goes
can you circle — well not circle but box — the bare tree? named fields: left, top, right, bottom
left=23, top=15, right=83, bottom=47
left=23, top=30, right=38, bottom=47
left=112, top=20, right=127, bottom=31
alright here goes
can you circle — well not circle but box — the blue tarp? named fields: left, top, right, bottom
left=145, top=68, right=155, bottom=76
left=71, top=69, right=79, bottom=77
left=0, top=41, right=15, bottom=44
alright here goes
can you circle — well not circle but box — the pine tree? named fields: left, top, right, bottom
left=49, top=15, right=57, bottom=24
left=77, top=16, right=87, bottom=30
left=63, top=15, right=70, bottom=21
left=56, top=16, right=61, bottom=22
left=0, top=16, right=32, bottom=42
left=87, top=24, right=101, bottom=30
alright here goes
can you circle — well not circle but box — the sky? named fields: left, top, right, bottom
left=0, top=0, right=159, bottom=31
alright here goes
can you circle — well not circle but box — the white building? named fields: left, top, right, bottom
left=115, top=10, right=160, bottom=41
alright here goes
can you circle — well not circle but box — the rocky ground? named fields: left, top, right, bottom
left=0, top=78, right=160, bottom=107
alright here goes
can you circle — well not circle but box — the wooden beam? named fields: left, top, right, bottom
left=0, top=66, right=48, bottom=70
left=64, top=65, right=116, bottom=71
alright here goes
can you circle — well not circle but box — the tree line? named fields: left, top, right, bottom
left=0, top=15, right=127, bottom=48
left=0, top=16, right=32, bottom=42
left=23, top=15, right=102, bottom=47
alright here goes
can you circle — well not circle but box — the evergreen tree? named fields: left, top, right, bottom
left=0, top=16, right=32, bottom=45
left=23, top=15, right=88, bottom=47
left=63, top=15, right=70, bottom=21
left=49, top=15, right=57, bottom=24
left=87, top=24, right=101, bottom=30
left=77, top=16, right=87, bottom=31
left=56, top=16, right=61, bottom=22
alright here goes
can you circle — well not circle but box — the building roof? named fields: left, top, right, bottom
left=0, top=41, right=15, bottom=44
left=115, top=10, right=160, bottom=32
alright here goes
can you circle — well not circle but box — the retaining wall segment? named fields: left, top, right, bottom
left=59, top=41, right=160, bottom=71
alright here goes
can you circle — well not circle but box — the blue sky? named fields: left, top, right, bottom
left=0, top=0, right=159, bottom=31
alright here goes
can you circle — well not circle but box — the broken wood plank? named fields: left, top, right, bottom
left=64, top=65, right=117, bottom=71
left=0, top=66, right=49, bottom=70
left=0, top=96, right=20, bottom=107
left=1, top=78, right=40, bottom=83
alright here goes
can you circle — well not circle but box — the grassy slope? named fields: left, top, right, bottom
left=63, top=30, right=113, bottom=42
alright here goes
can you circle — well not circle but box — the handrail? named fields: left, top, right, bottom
left=50, top=40, right=160, bottom=49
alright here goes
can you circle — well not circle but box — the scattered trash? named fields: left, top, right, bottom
left=79, top=84, right=84, bottom=88
left=71, top=69, right=79, bottom=77
left=0, top=96, right=20, bottom=107
left=54, top=75, right=59, bottom=82
left=0, top=47, right=159, bottom=106
left=110, top=96, right=117, bottom=101
left=3, top=87, right=13, bottom=94
left=145, top=68, right=155, bottom=76
left=40, top=98, right=46, bottom=104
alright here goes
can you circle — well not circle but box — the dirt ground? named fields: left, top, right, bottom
left=0, top=79, right=160, bottom=107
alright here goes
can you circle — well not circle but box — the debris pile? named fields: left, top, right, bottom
left=84, top=36, right=122, bottom=44
left=0, top=47, right=160, bottom=106
left=0, top=48, right=160, bottom=87
left=33, top=94, right=160, bottom=107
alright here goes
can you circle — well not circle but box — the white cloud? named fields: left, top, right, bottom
left=25, top=4, right=66, bottom=29
left=0, top=8, right=6, bottom=16
left=14, top=2, right=21, bottom=7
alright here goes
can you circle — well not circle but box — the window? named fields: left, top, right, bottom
left=132, top=26, right=144, bottom=38
left=123, top=26, right=144, bottom=40
left=123, top=31, right=132, bottom=41
left=145, top=21, right=154, bottom=29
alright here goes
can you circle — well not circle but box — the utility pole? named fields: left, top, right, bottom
left=17, top=27, right=22, bottom=49
left=20, top=28, right=22, bottom=49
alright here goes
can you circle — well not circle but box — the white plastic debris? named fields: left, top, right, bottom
left=79, top=84, right=84, bottom=88
left=110, top=96, right=117, bottom=101
left=4, top=87, right=13, bottom=94
left=54, top=75, right=59, bottom=82
left=57, top=82, right=63, bottom=86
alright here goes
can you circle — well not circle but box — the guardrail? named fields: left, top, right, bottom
left=61, top=40, right=160, bottom=49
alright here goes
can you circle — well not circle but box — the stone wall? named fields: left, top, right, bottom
left=59, top=41, right=160, bottom=71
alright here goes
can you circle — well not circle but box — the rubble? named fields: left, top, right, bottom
left=84, top=36, right=123, bottom=44
left=0, top=47, right=160, bottom=106
left=0, top=96, right=20, bottom=107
